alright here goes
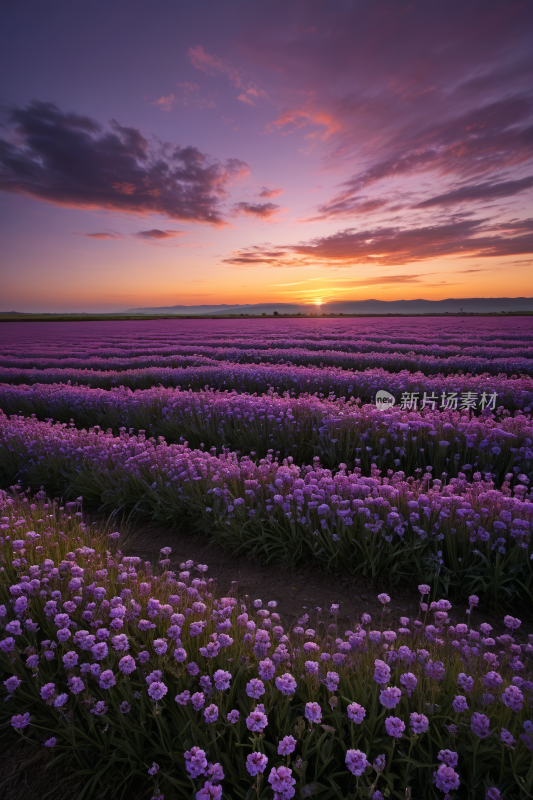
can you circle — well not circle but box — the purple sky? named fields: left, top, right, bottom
left=1, top=0, right=532, bottom=311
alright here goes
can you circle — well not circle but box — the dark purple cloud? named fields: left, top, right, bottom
left=257, top=187, right=284, bottom=198
left=135, top=229, right=185, bottom=239
left=0, top=101, right=249, bottom=225
left=415, top=176, right=533, bottom=208
left=233, top=201, right=281, bottom=218
left=223, top=217, right=533, bottom=268
left=84, top=232, right=122, bottom=240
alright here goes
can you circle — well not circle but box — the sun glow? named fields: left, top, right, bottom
left=314, top=298, right=323, bottom=306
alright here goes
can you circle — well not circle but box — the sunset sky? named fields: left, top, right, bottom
left=1, top=0, right=533, bottom=312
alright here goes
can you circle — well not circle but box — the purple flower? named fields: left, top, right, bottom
left=40, top=683, right=56, bottom=701
left=99, top=670, right=116, bottom=690
left=275, top=673, right=297, bottom=696
left=246, top=752, right=268, bottom=776
left=153, top=638, right=167, bottom=655
left=347, top=702, right=365, bottom=723
left=486, top=789, right=502, bottom=800
left=503, top=615, right=521, bottom=630
left=62, top=651, right=78, bottom=669
left=26, top=654, right=39, bottom=668
left=119, top=655, right=136, bottom=674
left=226, top=709, right=240, bottom=723
left=44, top=737, right=57, bottom=747
left=385, top=716, right=405, bottom=738
left=138, top=650, right=150, bottom=664
left=148, top=762, right=159, bottom=775
left=69, top=676, right=85, bottom=694
left=246, top=710, right=268, bottom=732
left=304, top=702, right=322, bottom=724
left=268, top=766, right=296, bottom=795
left=471, top=712, right=491, bottom=738
left=56, top=628, right=71, bottom=642
left=259, top=657, right=275, bottom=680
left=377, top=593, right=390, bottom=604
left=204, top=704, right=219, bottom=723
left=4, top=676, right=22, bottom=693
left=196, top=782, right=222, bottom=800
left=379, top=687, right=401, bottom=709
left=438, top=750, right=458, bottom=767
left=119, top=701, right=131, bottom=714
left=373, top=659, right=391, bottom=685
left=111, top=634, right=129, bottom=651
left=434, top=764, right=460, bottom=793
left=146, top=670, right=163, bottom=684
left=246, top=678, right=265, bottom=699
left=399, top=672, right=417, bottom=697
left=175, top=691, right=191, bottom=706
left=324, top=671, right=340, bottom=692
left=502, top=684, right=523, bottom=712
left=457, top=673, right=474, bottom=693
left=483, top=671, right=503, bottom=689
left=11, top=712, right=31, bottom=729
left=213, top=669, right=231, bottom=691
left=206, top=762, right=224, bottom=783
left=54, top=693, right=68, bottom=708
left=184, top=746, right=208, bottom=779
left=452, top=695, right=468, bottom=713
left=410, top=712, right=429, bottom=734
left=174, top=648, right=187, bottom=662
left=0, top=638, right=15, bottom=653
left=6, top=620, right=23, bottom=636
left=304, top=660, right=319, bottom=675
left=418, top=585, right=431, bottom=595
left=91, top=642, right=108, bottom=661
left=187, top=661, right=200, bottom=676
left=277, top=735, right=296, bottom=756
left=192, top=692, right=205, bottom=711
left=345, top=749, right=370, bottom=776
left=373, top=754, right=386, bottom=772
left=500, top=728, right=516, bottom=749
left=148, top=682, right=168, bottom=701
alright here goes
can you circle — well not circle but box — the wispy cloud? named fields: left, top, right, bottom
left=233, top=201, right=282, bottom=219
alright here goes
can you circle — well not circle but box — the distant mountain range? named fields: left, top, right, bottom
left=124, top=297, right=533, bottom=315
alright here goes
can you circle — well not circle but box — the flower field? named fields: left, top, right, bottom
left=0, top=317, right=533, bottom=798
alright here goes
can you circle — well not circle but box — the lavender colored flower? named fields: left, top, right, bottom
left=11, top=712, right=31, bottom=729
left=418, top=585, right=431, bottom=595
left=148, top=682, right=168, bottom=701
left=187, top=661, right=200, bottom=676
left=379, top=686, right=402, bottom=709
left=438, top=750, right=458, bottom=767
left=304, top=660, right=319, bottom=675
left=434, top=764, right=460, bottom=793
left=471, top=712, right=491, bottom=738
left=173, top=647, right=187, bottom=662
left=4, top=676, right=22, bottom=693
left=246, top=678, right=265, bottom=699
left=500, top=728, right=516, bottom=749
left=373, top=659, right=391, bottom=685
left=275, top=673, right=297, bottom=695
left=277, top=735, right=296, bottom=756
left=138, top=650, right=150, bottom=664
left=192, top=692, right=205, bottom=710
left=304, top=702, right=322, bottom=723
left=486, top=789, right=502, bottom=800
left=119, top=655, right=136, bottom=674
left=452, top=695, right=468, bottom=713
left=69, top=676, right=85, bottom=694
left=377, top=593, right=390, bottom=604
left=196, top=782, right=222, bottom=800
left=502, top=684, right=523, bottom=712
left=268, top=766, right=296, bottom=796
left=457, top=673, right=474, bottom=693
left=175, top=690, right=191, bottom=705
left=204, top=704, right=219, bottom=723
left=410, top=712, right=429, bottom=734
left=99, top=670, right=116, bottom=690
left=119, top=701, right=131, bottom=714
left=184, top=746, right=208, bottom=779
left=54, top=693, right=68, bottom=708
left=213, top=669, right=231, bottom=691
left=40, top=683, right=55, bottom=701
left=62, top=651, right=78, bottom=669
left=148, top=762, right=159, bottom=776
left=44, top=737, right=57, bottom=747
left=246, top=709, right=268, bottom=732
left=91, top=642, right=108, bottom=661
left=259, top=657, right=276, bottom=680
left=385, top=716, right=405, bottom=738
left=206, top=762, right=224, bottom=784
left=373, top=754, right=386, bottom=772
left=347, top=702, right=365, bottom=723
left=111, top=634, right=129, bottom=651
left=400, top=672, right=417, bottom=697
left=246, top=752, right=268, bottom=776
left=226, top=709, right=240, bottom=723
left=345, top=749, right=370, bottom=776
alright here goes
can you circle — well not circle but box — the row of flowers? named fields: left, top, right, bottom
left=0, top=412, right=532, bottom=605
left=0, top=384, right=531, bottom=484
left=0, top=491, right=532, bottom=799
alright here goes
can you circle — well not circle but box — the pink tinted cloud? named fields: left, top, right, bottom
left=188, top=45, right=267, bottom=104
left=233, top=201, right=281, bottom=219
left=135, top=229, right=186, bottom=240
left=222, top=217, right=533, bottom=268
left=258, top=187, right=284, bottom=198
left=152, top=82, right=216, bottom=110
left=83, top=232, right=122, bottom=240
